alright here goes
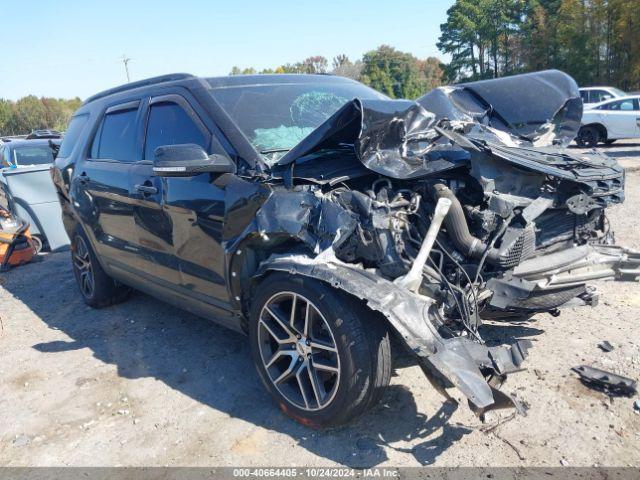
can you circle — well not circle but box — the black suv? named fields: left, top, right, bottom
left=53, top=71, right=637, bottom=427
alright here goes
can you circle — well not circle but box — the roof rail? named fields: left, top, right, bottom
left=83, top=73, right=196, bottom=104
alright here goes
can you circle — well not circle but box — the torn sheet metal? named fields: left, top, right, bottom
left=254, top=253, right=532, bottom=414
left=572, top=365, right=637, bottom=397
left=487, top=244, right=640, bottom=312
left=277, top=98, right=470, bottom=179
left=417, top=70, right=583, bottom=147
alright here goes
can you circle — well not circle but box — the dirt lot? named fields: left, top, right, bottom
left=1, top=142, right=639, bottom=467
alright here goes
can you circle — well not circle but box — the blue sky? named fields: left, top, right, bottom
left=0, top=0, right=453, bottom=100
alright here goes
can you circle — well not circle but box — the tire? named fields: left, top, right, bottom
left=576, top=126, right=600, bottom=148
left=249, top=272, right=391, bottom=428
left=71, top=225, right=131, bottom=308
left=604, top=139, right=616, bottom=145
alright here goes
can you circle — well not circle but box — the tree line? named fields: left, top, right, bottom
left=438, top=0, right=640, bottom=90
left=230, top=46, right=445, bottom=99
left=0, top=96, right=81, bottom=136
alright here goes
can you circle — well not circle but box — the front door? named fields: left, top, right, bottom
left=135, top=93, right=229, bottom=303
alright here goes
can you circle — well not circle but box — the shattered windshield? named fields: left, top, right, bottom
left=209, top=80, right=386, bottom=165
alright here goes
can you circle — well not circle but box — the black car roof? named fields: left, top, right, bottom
left=205, top=74, right=360, bottom=88
left=83, top=73, right=360, bottom=105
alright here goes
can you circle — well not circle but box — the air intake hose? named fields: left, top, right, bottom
left=431, top=183, right=488, bottom=259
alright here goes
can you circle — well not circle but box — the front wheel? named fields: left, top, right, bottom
left=249, top=273, right=391, bottom=428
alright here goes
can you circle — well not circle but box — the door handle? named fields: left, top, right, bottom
left=135, top=184, right=158, bottom=195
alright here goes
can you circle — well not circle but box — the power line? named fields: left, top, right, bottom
left=121, top=55, right=131, bottom=82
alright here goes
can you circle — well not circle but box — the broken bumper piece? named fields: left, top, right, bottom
left=423, top=337, right=531, bottom=419
left=255, top=253, right=532, bottom=419
left=488, top=244, right=640, bottom=312
left=572, top=365, right=637, bottom=397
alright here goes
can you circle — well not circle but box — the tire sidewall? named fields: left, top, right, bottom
left=249, top=273, right=372, bottom=428
left=578, top=126, right=599, bottom=147
left=71, top=228, right=98, bottom=304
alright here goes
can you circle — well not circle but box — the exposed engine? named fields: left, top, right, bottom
left=247, top=70, right=640, bottom=418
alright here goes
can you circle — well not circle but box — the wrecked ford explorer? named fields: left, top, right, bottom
left=52, top=70, right=639, bottom=427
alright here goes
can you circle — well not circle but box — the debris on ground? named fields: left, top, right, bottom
left=634, top=400, right=640, bottom=413
left=571, top=365, right=637, bottom=397
left=598, top=341, right=614, bottom=352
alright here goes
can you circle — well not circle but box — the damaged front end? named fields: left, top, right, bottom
left=229, top=70, right=637, bottom=418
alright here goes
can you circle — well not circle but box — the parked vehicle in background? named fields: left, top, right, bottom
left=577, top=95, right=640, bottom=147
left=25, top=129, right=63, bottom=140
left=0, top=138, right=69, bottom=252
left=579, top=86, right=626, bottom=109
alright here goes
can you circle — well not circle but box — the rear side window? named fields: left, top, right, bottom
left=580, top=91, right=589, bottom=102
left=92, top=108, right=138, bottom=161
left=601, top=99, right=637, bottom=111
left=144, top=102, right=207, bottom=160
left=58, top=114, right=89, bottom=158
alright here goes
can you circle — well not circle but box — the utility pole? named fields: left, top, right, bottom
left=121, top=55, right=131, bottom=82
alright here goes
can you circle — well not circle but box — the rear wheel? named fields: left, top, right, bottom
left=249, top=273, right=391, bottom=428
left=71, top=226, right=130, bottom=308
left=576, top=126, right=600, bottom=148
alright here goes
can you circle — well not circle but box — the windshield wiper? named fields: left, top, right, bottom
left=260, top=148, right=291, bottom=154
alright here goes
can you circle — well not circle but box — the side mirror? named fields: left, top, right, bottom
left=152, top=144, right=236, bottom=177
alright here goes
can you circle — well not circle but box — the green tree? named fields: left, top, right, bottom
left=361, top=45, right=434, bottom=98
left=7, top=95, right=47, bottom=134
left=0, top=99, right=12, bottom=135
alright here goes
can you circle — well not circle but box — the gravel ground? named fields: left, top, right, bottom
left=1, top=141, right=639, bottom=467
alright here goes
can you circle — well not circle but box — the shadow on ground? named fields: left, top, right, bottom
left=3, top=252, right=541, bottom=466
left=569, top=142, right=640, bottom=159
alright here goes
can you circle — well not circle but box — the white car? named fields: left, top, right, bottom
left=579, top=86, right=627, bottom=109
left=577, top=96, right=640, bottom=147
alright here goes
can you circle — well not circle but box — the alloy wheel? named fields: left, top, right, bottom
left=257, top=292, right=341, bottom=411
left=73, top=236, right=95, bottom=299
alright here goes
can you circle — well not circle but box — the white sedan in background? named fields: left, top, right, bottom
left=579, top=86, right=626, bottom=109
left=577, top=96, right=640, bottom=147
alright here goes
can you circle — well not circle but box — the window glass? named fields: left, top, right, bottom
left=144, top=102, right=208, bottom=160
left=580, top=91, right=589, bottom=102
left=58, top=114, right=89, bottom=158
left=607, top=99, right=635, bottom=111
left=209, top=81, right=386, bottom=164
left=13, top=146, right=54, bottom=166
left=94, top=108, right=138, bottom=161
left=591, top=90, right=613, bottom=103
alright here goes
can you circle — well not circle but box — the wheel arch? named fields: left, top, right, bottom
left=247, top=252, right=444, bottom=356
left=581, top=122, right=608, bottom=140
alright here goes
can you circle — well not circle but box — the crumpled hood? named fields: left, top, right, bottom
left=277, top=98, right=468, bottom=179
left=417, top=69, right=583, bottom=147
left=277, top=70, right=584, bottom=180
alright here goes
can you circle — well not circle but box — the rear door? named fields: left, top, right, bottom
left=599, top=98, right=639, bottom=138
left=72, top=100, right=144, bottom=269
